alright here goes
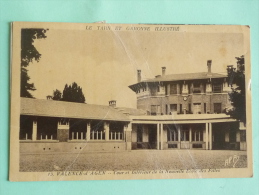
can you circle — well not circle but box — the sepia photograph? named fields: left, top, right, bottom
left=10, top=22, right=252, bottom=181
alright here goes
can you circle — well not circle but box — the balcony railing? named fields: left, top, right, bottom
left=89, top=131, right=124, bottom=140
left=109, top=132, right=124, bottom=140
left=90, top=131, right=105, bottom=140
left=40, top=134, right=54, bottom=140
left=71, top=132, right=85, bottom=140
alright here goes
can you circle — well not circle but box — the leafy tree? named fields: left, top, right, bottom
left=52, top=89, right=62, bottom=100
left=21, top=28, right=48, bottom=97
left=227, top=55, right=246, bottom=124
left=21, top=68, right=36, bottom=97
left=51, top=82, right=86, bottom=103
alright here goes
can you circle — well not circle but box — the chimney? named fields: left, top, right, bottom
left=207, top=60, right=212, bottom=74
left=137, top=70, right=141, bottom=82
left=162, top=67, right=166, bottom=76
left=109, top=100, right=116, bottom=108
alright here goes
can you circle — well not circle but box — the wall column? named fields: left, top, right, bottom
left=161, top=124, right=163, bottom=150
left=32, top=119, right=37, bottom=141
left=177, top=125, right=181, bottom=149
left=86, top=122, right=91, bottom=141
left=205, top=123, right=209, bottom=150
left=209, top=123, right=212, bottom=150
left=189, top=125, right=192, bottom=149
left=125, top=123, right=132, bottom=150
left=104, top=122, right=110, bottom=141
left=157, top=123, right=160, bottom=150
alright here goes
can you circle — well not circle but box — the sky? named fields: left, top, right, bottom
left=27, top=25, right=245, bottom=108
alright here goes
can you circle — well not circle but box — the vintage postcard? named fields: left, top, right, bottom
left=10, top=22, right=252, bottom=181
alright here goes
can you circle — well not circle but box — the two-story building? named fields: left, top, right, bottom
left=128, top=60, right=246, bottom=151
left=129, top=60, right=231, bottom=115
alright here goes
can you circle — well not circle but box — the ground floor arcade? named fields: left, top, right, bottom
left=131, top=120, right=246, bottom=151
left=19, top=115, right=132, bottom=153
left=19, top=115, right=246, bottom=153
left=20, top=115, right=130, bottom=142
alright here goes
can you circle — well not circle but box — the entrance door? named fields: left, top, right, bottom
left=180, top=129, right=190, bottom=149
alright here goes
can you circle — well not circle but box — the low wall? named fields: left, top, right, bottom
left=20, top=141, right=126, bottom=153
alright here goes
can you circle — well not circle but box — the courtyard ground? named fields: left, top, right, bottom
left=20, top=150, right=247, bottom=172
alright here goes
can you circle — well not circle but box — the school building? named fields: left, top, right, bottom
left=19, top=60, right=246, bottom=153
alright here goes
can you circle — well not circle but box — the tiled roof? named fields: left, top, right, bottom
left=21, top=98, right=131, bottom=122
left=128, top=72, right=227, bottom=91
left=144, top=72, right=227, bottom=82
left=115, top=107, right=147, bottom=116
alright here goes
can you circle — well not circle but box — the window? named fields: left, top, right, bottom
left=151, top=105, right=157, bottom=115
left=193, top=83, right=201, bottom=93
left=213, top=83, right=222, bottom=93
left=214, top=103, right=222, bottom=113
left=69, top=119, right=87, bottom=140
left=109, top=122, right=124, bottom=140
left=168, top=129, right=178, bottom=141
left=150, top=87, right=157, bottom=96
left=90, top=121, right=105, bottom=140
left=180, top=104, right=182, bottom=114
left=193, top=103, right=201, bottom=114
left=181, top=130, right=189, bottom=141
left=157, top=85, right=160, bottom=92
left=151, top=105, right=161, bottom=115
left=192, top=130, right=203, bottom=141
left=204, top=103, right=206, bottom=114
left=170, top=83, right=177, bottom=94
left=170, top=104, right=177, bottom=113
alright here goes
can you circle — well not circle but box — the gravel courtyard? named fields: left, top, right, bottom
left=20, top=150, right=247, bottom=172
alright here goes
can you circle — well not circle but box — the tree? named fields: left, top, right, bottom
left=62, top=82, right=86, bottom=103
left=21, top=28, right=48, bottom=97
left=51, top=82, right=86, bottom=103
left=226, top=55, right=246, bottom=124
left=52, top=89, right=62, bottom=100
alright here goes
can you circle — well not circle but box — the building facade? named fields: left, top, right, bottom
left=19, top=61, right=246, bottom=153
left=129, top=60, right=231, bottom=115
left=19, top=98, right=133, bottom=153
left=128, top=60, right=246, bottom=151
